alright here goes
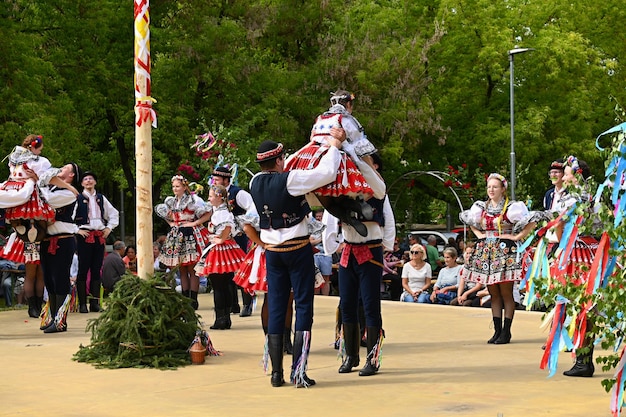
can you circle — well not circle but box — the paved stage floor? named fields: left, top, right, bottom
left=0, top=294, right=614, bottom=417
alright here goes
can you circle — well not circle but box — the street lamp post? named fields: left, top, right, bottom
left=508, top=47, right=534, bottom=201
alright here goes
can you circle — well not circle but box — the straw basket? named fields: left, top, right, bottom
left=189, top=340, right=206, bottom=365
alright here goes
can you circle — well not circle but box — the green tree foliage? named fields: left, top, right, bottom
left=0, top=0, right=623, bottom=234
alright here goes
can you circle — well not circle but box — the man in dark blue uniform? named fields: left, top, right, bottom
left=323, top=151, right=393, bottom=377
left=249, top=137, right=343, bottom=388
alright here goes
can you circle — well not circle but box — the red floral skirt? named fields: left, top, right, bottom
left=285, top=143, right=374, bottom=199
left=195, top=239, right=246, bottom=275
left=0, top=180, right=55, bottom=223
left=233, top=245, right=267, bottom=293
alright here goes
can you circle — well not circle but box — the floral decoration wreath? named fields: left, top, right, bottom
left=487, top=173, right=508, bottom=189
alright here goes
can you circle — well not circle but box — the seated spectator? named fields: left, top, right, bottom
left=382, top=246, right=403, bottom=301
left=311, top=209, right=332, bottom=296
left=400, top=243, right=432, bottom=303
left=426, top=235, right=445, bottom=273
left=446, top=237, right=459, bottom=252
left=123, top=244, right=138, bottom=275
left=176, top=274, right=208, bottom=294
left=102, top=241, right=127, bottom=292
left=153, top=244, right=167, bottom=273
left=472, top=287, right=492, bottom=307
left=455, top=234, right=466, bottom=251
left=452, top=243, right=483, bottom=306
left=429, top=247, right=462, bottom=305
left=14, top=275, right=25, bottom=307
left=1, top=271, right=12, bottom=306
left=471, top=279, right=522, bottom=309
left=0, top=256, right=23, bottom=307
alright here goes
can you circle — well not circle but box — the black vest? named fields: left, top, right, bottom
left=50, top=187, right=76, bottom=223
left=250, top=172, right=310, bottom=230
left=75, top=192, right=107, bottom=226
left=228, top=185, right=246, bottom=216
left=359, top=197, right=385, bottom=226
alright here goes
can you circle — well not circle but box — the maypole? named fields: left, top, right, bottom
left=134, top=0, right=156, bottom=278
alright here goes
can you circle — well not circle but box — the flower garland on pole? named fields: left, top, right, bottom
left=134, top=0, right=156, bottom=278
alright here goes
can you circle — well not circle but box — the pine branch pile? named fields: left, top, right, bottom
left=73, top=274, right=199, bottom=369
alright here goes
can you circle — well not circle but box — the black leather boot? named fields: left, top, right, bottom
left=27, top=296, right=39, bottom=318
left=44, top=294, right=70, bottom=333
left=35, top=296, right=43, bottom=318
left=89, top=279, right=101, bottom=312
left=291, top=330, right=316, bottom=387
left=487, top=316, right=502, bottom=344
left=359, top=326, right=381, bottom=376
left=338, top=323, right=360, bottom=373
left=283, top=329, right=293, bottom=354
left=240, top=303, right=252, bottom=317
left=563, top=346, right=595, bottom=377
left=210, top=309, right=229, bottom=330
left=494, top=317, right=512, bottom=345
left=240, top=291, right=253, bottom=317
left=190, top=290, right=199, bottom=310
left=268, top=334, right=285, bottom=387
left=77, top=281, right=88, bottom=313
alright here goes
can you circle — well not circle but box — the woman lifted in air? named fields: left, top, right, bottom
left=286, top=90, right=382, bottom=237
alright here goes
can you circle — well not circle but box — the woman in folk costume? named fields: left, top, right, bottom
left=460, top=173, right=540, bottom=344
left=195, top=184, right=246, bottom=329
left=155, top=175, right=211, bottom=310
left=232, top=213, right=297, bottom=354
left=2, top=238, right=44, bottom=318
left=285, top=91, right=379, bottom=237
left=521, top=157, right=599, bottom=377
left=0, top=134, right=78, bottom=242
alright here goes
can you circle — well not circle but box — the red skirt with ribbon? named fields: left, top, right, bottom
left=0, top=180, right=55, bottom=223
left=233, top=245, right=267, bottom=293
left=285, top=143, right=374, bottom=199
left=195, top=239, right=246, bottom=275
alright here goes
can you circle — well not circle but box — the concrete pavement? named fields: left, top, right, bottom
left=0, top=294, right=614, bottom=417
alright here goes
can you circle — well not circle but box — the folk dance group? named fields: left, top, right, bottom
left=154, top=91, right=392, bottom=388
left=1, top=135, right=119, bottom=334
left=4, top=96, right=605, bottom=392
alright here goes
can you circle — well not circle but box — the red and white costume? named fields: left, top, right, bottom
left=285, top=109, right=375, bottom=200
left=195, top=204, right=246, bottom=275
left=0, top=146, right=56, bottom=223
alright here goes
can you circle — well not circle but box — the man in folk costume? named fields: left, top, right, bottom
left=212, top=166, right=256, bottom=317
left=249, top=138, right=344, bottom=388
left=286, top=90, right=380, bottom=237
left=543, top=159, right=566, bottom=211
left=75, top=171, right=119, bottom=313
left=38, top=163, right=81, bottom=333
left=323, top=151, right=391, bottom=377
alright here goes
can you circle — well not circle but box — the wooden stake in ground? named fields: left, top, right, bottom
left=134, top=0, right=156, bottom=278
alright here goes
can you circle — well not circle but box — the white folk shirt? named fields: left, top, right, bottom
left=80, top=189, right=120, bottom=231
left=251, top=146, right=342, bottom=245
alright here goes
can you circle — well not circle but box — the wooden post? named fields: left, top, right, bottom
left=134, top=0, right=155, bottom=278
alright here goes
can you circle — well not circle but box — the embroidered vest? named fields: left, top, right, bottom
left=75, top=193, right=107, bottom=226
left=228, top=185, right=246, bottom=216
left=250, top=173, right=310, bottom=230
